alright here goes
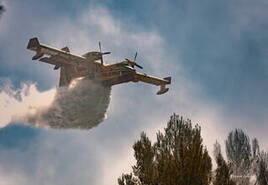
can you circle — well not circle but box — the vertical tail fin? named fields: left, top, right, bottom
left=164, top=77, right=171, bottom=84
left=27, top=37, right=44, bottom=60
left=27, top=37, right=40, bottom=50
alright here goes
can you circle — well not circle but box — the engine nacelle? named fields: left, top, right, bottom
left=82, top=51, right=102, bottom=61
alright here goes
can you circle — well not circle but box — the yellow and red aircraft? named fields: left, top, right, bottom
left=27, top=37, right=171, bottom=95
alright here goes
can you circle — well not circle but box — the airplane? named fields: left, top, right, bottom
left=27, top=37, right=171, bottom=95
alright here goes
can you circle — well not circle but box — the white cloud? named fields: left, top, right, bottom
left=0, top=81, right=56, bottom=127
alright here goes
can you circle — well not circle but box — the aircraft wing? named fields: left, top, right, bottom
left=134, top=72, right=171, bottom=95
left=39, top=55, right=80, bottom=70
left=27, top=37, right=87, bottom=66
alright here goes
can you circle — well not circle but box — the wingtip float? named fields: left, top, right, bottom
left=27, top=37, right=171, bottom=95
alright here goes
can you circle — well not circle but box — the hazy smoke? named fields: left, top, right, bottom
left=0, top=78, right=111, bottom=129
left=27, top=78, right=111, bottom=129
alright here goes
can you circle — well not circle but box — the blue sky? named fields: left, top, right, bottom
left=0, top=0, right=268, bottom=184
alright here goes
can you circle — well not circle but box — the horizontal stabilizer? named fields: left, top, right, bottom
left=157, top=85, right=169, bottom=95
left=39, top=57, right=59, bottom=65
left=39, top=55, right=70, bottom=66
left=32, top=52, right=44, bottom=60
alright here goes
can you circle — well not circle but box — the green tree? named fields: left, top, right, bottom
left=252, top=138, right=260, bottom=175
left=118, top=114, right=212, bottom=185
left=252, top=138, right=260, bottom=159
left=118, top=173, right=139, bottom=185
left=132, top=132, right=155, bottom=185
left=256, top=152, right=268, bottom=185
left=225, top=129, right=251, bottom=184
left=213, top=141, right=235, bottom=185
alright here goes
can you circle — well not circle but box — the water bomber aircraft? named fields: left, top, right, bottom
left=27, top=37, right=171, bottom=95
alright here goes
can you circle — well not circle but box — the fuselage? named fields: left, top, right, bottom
left=65, top=60, right=137, bottom=86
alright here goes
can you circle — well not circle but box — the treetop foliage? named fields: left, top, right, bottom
left=225, top=129, right=268, bottom=185
left=118, top=114, right=268, bottom=185
left=213, top=141, right=236, bottom=185
left=225, top=129, right=252, bottom=175
left=252, top=138, right=260, bottom=159
left=256, top=152, right=268, bottom=185
left=119, top=114, right=212, bottom=185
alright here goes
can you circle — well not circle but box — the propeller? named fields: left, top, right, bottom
left=98, top=41, right=111, bottom=65
left=125, top=52, right=143, bottom=69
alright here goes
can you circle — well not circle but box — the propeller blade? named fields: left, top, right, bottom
left=99, top=41, right=102, bottom=53
left=99, top=42, right=103, bottom=64
left=135, top=63, right=143, bottom=69
left=102, top=52, right=111, bottom=55
left=134, top=52, right=137, bottom=62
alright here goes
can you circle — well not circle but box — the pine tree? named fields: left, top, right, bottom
left=118, top=173, right=139, bottom=185
left=252, top=138, right=260, bottom=175
left=252, top=138, right=260, bottom=159
left=225, top=129, right=251, bottom=184
left=132, top=132, right=156, bottom=185
left=118, top=114, right=212, bottom=185
left=256, top=152, right=268, bottom=185
left=213, top=141, right=236, bottom=185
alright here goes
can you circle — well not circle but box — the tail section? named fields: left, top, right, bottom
left=27, top=37, right=44, bottom=60
left=164, top=77, right=171, bottom=84
left=156, top=77, right=171, bottom=95
left=27, top=37, right=40, bottom=50
left=157, top=85, right=169, bottom=95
